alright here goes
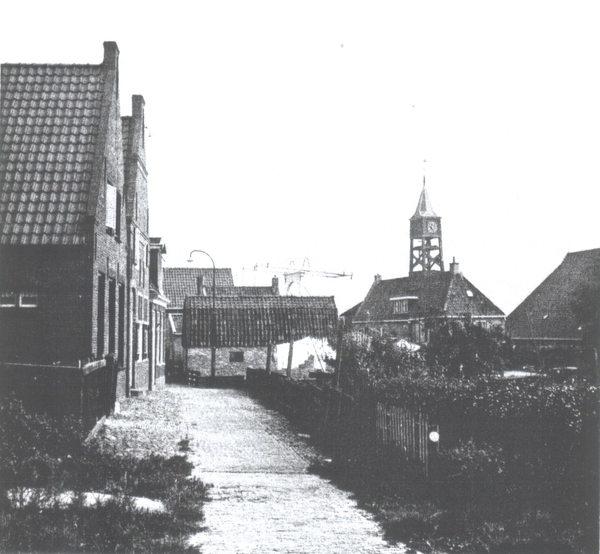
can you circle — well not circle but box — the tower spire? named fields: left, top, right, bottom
left=409, top=178, right=444, bottom=275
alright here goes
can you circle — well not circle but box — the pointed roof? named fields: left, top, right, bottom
left=0, top=43, right=118, bottom=245
left=410, top=181, right=438, bottom=220
left=163, top=267, right=235, bottom=309
left=507, top=248, right=600, bottom=341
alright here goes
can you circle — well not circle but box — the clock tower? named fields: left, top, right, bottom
left=409, top=181, right=444, bottom=274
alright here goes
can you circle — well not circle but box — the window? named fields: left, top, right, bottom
left=393, top=299, right=409, bottom=313
left=19, top=293, right=38, bottom=307
left=115, top=191, right=122, bottom=240
left=229, top=351, right=244, bottom=363
left=390, top=296, right=418, bottom=314
left=97, top=273, right=106, bottom=357
left=142, top=325, right=148, bottom=360
left=106, top=182, right=117, bottom=231
left=466, top=289, right=474, bottom=298
left=0, top=292, right=17, bottom=307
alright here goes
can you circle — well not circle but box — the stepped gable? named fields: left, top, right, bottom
left=0, top=62, right=105, bottom=245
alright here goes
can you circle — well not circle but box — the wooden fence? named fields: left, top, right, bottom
left=246, top=368, right=435, bottom=477
left=0, top=357, right=119, bottom=435
left=376, top=403, right=432, bottom=475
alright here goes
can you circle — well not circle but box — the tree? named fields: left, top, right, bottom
left=424, top=320, right=510, bottom=378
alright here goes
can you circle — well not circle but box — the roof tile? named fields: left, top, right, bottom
left=1, top=62, right=105, bottom=244
left=507, top=248, right=600, bottom=340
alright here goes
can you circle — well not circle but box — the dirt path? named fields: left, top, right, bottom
left=176, top=386, right=409, bottom=554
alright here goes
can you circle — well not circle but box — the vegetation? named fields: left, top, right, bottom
left=323, top=330, right=600, bottom=553
left=0, top=396, right=207, bottom=553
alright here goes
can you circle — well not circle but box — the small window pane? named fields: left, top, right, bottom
left=1, top=292, right=17, bottom=307
left=20, top=293, right=38, bottom=307
left=229, top=351, right=244, bottom=363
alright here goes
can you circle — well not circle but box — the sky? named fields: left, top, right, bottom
left=1, top=1, right=598, bottom=314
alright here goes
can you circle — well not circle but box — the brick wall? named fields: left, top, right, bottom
left=0, top=245, right=92, bottom=363
left=187, top=346, right=270, bottom=377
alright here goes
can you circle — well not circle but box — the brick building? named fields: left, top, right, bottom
left=182, top=295, right=338, bottom=378
left=163, top=267, right=236, bottom=377
left=0, top=43, right=164, bottom=397
left=347, top=184, right=504, bottom=342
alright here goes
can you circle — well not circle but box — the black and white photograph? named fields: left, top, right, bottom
left=0, top=2, right=598, bottom=553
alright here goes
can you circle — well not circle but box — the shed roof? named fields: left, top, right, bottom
left=507, top=248, right=600, bottom=341
left=0, top=61, right=106, bottom=244
left=182, top=295, right=338, bottom=348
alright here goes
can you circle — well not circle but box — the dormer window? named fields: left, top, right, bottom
left=391, top=296, right=418, bottom=314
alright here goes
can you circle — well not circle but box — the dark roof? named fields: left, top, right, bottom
left=163, top=267, right=235, bottom=309
left=507, top=248, right=600, bottom=341
left=0, top=63, right=106, bottom=245
left=410, top=185, right=438, bottom=220
left=214, top=286, right=275, bottom=296
left=353, top=271, right=504, bottom=323
left=182, top=296, right=338, bottom=347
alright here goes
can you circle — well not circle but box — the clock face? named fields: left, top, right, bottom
left=427, top=220, right=438, bottom=233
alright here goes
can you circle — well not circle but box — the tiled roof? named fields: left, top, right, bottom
left=0, top=64, right=105, bottom=245
left=507, top=248, right=600, bottom=340
left=214, top=286, right=275, bottom=296
left=183, top=296, right=338, bottom=347
left=163, top=267, right=235, bottom=309
left=353, top=271, right=504, bottom=323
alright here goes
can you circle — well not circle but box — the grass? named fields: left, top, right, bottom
left=0, top=395, right=208, bottom=553
left=310, top=457, right=595, bottom=553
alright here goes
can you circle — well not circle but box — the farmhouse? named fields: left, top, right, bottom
left=507, top=248, right=600, bottom=369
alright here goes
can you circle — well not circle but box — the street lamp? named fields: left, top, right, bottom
left=188, top=250, right=216, bottom=380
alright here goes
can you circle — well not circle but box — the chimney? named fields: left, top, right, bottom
left=449, top=257, right=460, bottom=275
left=103, top=41, right=119, bottom=70
left=131, top=95, right=146, bottom=152
left=196, top=275, right=205, bottom=295
left=272, top=276, right=280, bottom=295
left=374, top=274, right=382, bottom=284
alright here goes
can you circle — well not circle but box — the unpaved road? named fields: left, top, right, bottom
left=178, top=387, right=409, bottom=554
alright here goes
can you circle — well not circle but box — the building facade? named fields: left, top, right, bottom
left=0, top=43, right=164, bottom=397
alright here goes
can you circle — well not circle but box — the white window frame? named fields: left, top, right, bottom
left=19, top=292, right=38, bottom=307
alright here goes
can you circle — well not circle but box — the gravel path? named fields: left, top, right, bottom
left=95, top=385, right=410, bottom=553
left=178, top=386, right=408, bottom=554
